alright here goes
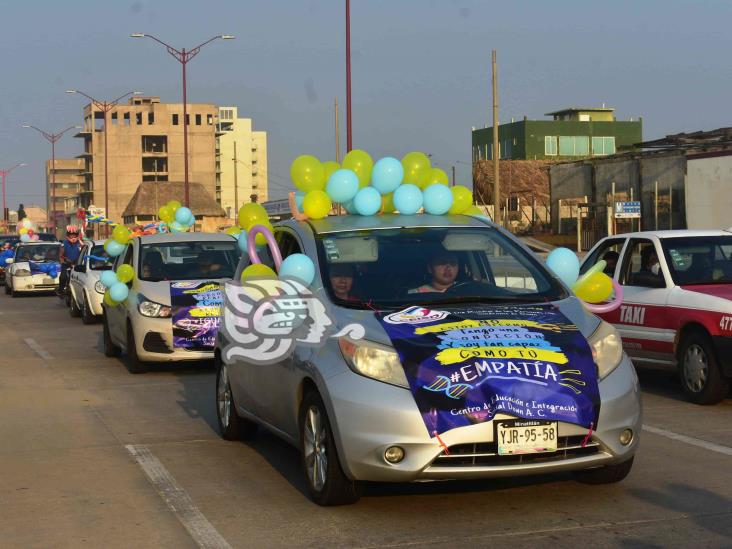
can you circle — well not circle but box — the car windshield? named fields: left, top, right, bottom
left=139, top=240, right=239, bottom=281
left=88, top=245, right=113, bottom=270
left=662, top=235, right=732, bottom=285
left=316, top=226, right=566, bottom=309
left=15, top=244, right=60, bottom=263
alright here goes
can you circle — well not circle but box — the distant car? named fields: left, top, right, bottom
left=68, top=240, right=114, bottom=324
left=102, top=232, right=239, bottom=373
left=4, top=242, right=62, bottom=297
left=582, top=230, right=732, bottom=404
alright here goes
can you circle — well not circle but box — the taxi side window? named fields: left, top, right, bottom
left=581, top=238, right=625, bottom=277
left=276, top=231, right=303, bottom=259
left=620, top=239, right=665, bottom=288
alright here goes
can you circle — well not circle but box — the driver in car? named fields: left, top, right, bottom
left=409, top=251, right=459, bottom=293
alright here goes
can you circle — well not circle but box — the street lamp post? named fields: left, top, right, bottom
left=0, top=163, right=27, bottom=228
left=131, top=33, right=234, bottom=207
left=22, top=125, right=79, bottom=232
left=345, top=0, right=352, bottom=153
left=66, top=90, right=141, bottom=236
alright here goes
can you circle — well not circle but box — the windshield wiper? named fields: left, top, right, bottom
left=426, top=295, right=549, bottom=306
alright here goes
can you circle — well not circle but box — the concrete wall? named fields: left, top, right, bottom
left=548, top=162, right=592, bottom=233
left=686, top=152, right=732, bottom=229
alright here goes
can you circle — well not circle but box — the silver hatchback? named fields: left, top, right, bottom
left=215, top=214, right=642, bottom=505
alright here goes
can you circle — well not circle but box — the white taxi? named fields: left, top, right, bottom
left=4, top=242, right=62, bottom=296
left=582, top=230, right=732, bottom=404
left=68, top=240, right=114, bottom=324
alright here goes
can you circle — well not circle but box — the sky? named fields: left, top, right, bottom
left=1, top=0, right=732, bottom=209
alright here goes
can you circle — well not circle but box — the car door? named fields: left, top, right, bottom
left=105, top=243, right=134, bottom=348
left=604, top=237, right=675, bottom=363
left=70, top=244, right=89, bottom=306
left=580, top=237, right=627, bottom=279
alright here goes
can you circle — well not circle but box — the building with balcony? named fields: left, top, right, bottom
left=45, top=158, right=85, bottom=229
left=216, top=106, right=268, bottom=220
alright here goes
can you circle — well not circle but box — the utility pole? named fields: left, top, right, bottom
left=451, top=165, right=456, bottom=187
left=345, top=0, right=352, bottom=153
left=335, top=97, right=341, bottom=163
left=232, top=141, right=239, bottom=218
left=0, top=163, right=26, bottom=229
left=492, top=50, right=500, bottom=225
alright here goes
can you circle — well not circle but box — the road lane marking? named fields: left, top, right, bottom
left=125, top=444, right=232, bottom=549
left=24, top=338, right=53, bottom=360
left=643, top=424, right=732, bottom=457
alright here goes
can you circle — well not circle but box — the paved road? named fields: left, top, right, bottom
left=0, top=294, right=730, bottom=548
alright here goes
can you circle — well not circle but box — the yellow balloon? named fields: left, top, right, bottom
left=448, top=185, right=474, bottom=214
left=382, top=192, right=395, bottom=213
left=112, top=225, right=131, bottom=245
left=573, top=272, right=613, bottom=303
left=167, top=200, right=182, bottom=211
left=302, top=190, right=332, bottom=219
left=342, top=149, right=373, bottom=187
left=419, top=167, right=449, bottom=189
left=462, top=205, right=483, bottom=215
left=290, top=155, right=326, bottom=192
left=401, top=151, right=431, bottom=185
left=322, top=161, right=341, bottom=183
left=18, top=227, right=28, bottom=235
left=241, top=263, right=277, bottom=282
left=158, top=205, right=175, bottom=223
left=238, top=202, right=269, bottom=229
left=224, top=226, right=241, bottom=236
left=116, top=264, right=135, bottom=284
left=103, top=291, right=119, bottom=307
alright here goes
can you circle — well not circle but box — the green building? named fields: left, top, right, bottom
left=472, top=107, right=642, bottom=161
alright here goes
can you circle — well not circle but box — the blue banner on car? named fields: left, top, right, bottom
left=377, top=305, right=600, bottom=436
left=170, top=281, right=223, bottom=350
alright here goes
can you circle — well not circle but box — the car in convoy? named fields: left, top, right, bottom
left=68, top=239, right=114, bottom=324
left=215, top=214, right=642, bottom=505
left=581, top=230, right=732, bottom=404
left=0, top=233, right=57, bottom=286
left=4, top=242, right=62, bottom=297
left=102, top=232, right=239, bottom=373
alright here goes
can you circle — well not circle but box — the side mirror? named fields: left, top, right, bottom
left=74, top=264, right=87, bottom=273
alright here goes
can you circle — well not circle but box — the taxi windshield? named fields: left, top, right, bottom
left=661, top=236, right=732, bottom=285
left=15, top=244, right=60, bottom=263
left=316, top=226, right=566, bottom=309
left=139, top=240, right=239, bottom=281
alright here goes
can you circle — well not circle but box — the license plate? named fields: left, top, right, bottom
left=495, top=419, right=558, bottom=455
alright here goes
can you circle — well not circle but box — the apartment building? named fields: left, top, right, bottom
left=45, top=157, right=84, bottom=229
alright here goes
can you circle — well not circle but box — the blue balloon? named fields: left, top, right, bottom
left=326, top=169, right=359, bottom=203
left=175, top=207, right=194, bottom=226
left=393, top=184, right=423, bottom=215
left=109, top=282, right=129, bottom=302
left=371, top=157, right=404, bottom=194
left=423, top=184, right=453, bottom=215
left=343, top=199, right=358, bottom=214
left=353, top=187, right=382, bottom=216
left=105, top=239, right=126, bottom=257
left=279, top=253, right=315, bottom=286
left=100, top=270, right=118, bottom=288
left=295, top=191, right=306, bottom=210
left=169, top=221, right=186, bottom=233
left=546, top=247, right=580, bottom=287
left=237, top=230, right=249, bottom=253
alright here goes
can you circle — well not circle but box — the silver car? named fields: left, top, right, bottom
left=68, top=240, right=114, bottom=323
left=103, top=232, right=239, bottom=373
left=215, top=214, right=642, bottom=505
left=4, top=242, right=62, bottom=297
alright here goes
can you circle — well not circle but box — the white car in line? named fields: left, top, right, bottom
left=4, top=242, right=62, bottom=297
left=68, top=240, right=114, bottom=324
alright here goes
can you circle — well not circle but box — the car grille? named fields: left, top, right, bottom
left=142, top=332, right=173, bottom=354
left=430, top=436, right=600, bottom=467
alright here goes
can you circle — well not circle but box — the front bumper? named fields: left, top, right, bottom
left=324, top=355, right=641, bottom=482
left=12, top=274, right=59, bottom=292
left=131, top=314, right=214, bottom=363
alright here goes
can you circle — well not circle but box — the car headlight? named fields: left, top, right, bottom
left=94, top=281, right=106, bottom=294
left=588, top=320, right=623, bottom=380
left=338, top=337, right=409, bottom=388
left=138, top=298, right=172, bottom=318
left=14, top=268, right=31, bottom=277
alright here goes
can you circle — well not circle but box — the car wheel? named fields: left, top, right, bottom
left=574, top=457, right=634, bottom=484
left=10, top=282, right=19, bottom=298
left=4, top=281, right=9, bottom=295
left=299, top=390, right=362, bottom=506
left=102, top=314, right=122, bottom=357
left=679, top=330, right=729, bottom=405
left=81, top=293, right=95, bottom=324
left=69, top=292, right=81, bottom=318
left=215, top=355, right=257, bottom=441
left=125, top=321, right=147, bottom=374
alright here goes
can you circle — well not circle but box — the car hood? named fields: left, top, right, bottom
left=333, top=296, right=601, bottom=348
left=136, top=278, right=230, bottom=306
left=681, top=284, right=732, bottom=302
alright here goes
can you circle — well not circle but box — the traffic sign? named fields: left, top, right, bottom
left=615, top=201, right=641, bottom=219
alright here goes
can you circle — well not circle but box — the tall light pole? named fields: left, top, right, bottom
left=0, top=163, right=26, bottom=228
left=131, top=33, right=235, bottom=207
left=345, top=0, right=352, bottom=153
left=66, top=90, right=141, bottom=236
left=22, top=124, right=79, bottom=232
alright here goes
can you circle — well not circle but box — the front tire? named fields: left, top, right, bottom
left=574, top=457, right=634, bottom=484
left=69, top=291, right=81, bottom=318
left=678, top=330, right=729, bottom=405
left=4, top=280, right=9, bottom=295
left=125, top=321, right=147, bottom=374
left=81, top=293, right=95, bottom=324
left=299, top=391, right=361, bottom=506
left=215, top=355, right=257, bottom=441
